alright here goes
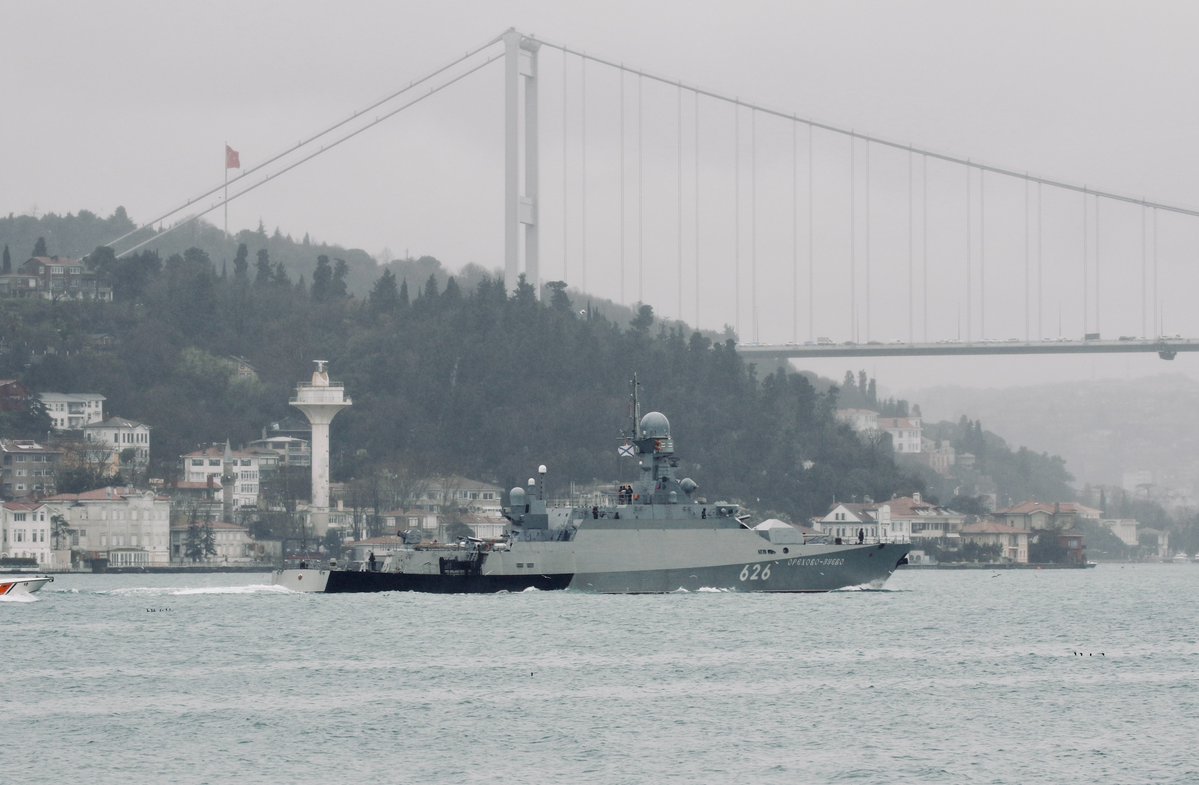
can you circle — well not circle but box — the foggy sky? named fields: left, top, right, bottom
left=5, top=0, right=1199, bottom=395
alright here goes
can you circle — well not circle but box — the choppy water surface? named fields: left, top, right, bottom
left=3, top=565, right=1197, bottom=784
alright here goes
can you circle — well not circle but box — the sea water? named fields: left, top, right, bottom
left=2, top=565, right=1196, bottom=785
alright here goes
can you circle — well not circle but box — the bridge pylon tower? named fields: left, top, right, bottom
left=504, top=29, right=541, bottom=296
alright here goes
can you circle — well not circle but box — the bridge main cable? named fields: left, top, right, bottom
left=530, top=35, right=1199, bottom=219
left=108, top=31, right=509, bottom=252
left=115, top=51, right=504, bottom=257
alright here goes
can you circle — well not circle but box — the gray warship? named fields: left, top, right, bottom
left=273, top=383, right=909, bottom=594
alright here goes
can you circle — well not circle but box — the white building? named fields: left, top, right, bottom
left=410, top=475, right=504, bottom=517
left=39, top=392, right=106, bottom=430
left=815, top=502, right=910, bottom=543
left=1102, top=518, right=1140, bottom=548
left=878, top=417, right=922, bottom=454
left=180, top=445, right=280, bottom=509
left=82, top=417, right=151, bottom=468
left=835, top=408, right=880, bottom=433
left=1, top=500, right=58, bottom=568
left=918, top=437, right=957, bottom=475
left=246, top=435, right=310, bottom=468
left=41, top=486, right=171, bottom=567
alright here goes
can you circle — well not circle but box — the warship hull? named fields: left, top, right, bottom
left=273, top=536, right=909, bottom=594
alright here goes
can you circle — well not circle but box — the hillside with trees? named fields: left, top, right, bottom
left=1, top=220, right=926, bottom=523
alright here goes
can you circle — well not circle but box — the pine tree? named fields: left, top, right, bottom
left=254, top=249, right=271, bottom=285
left=233, top=243, right=249, bottom=281
left=2, top=244, right=10, bottom=273
left=311, top=255, right=332, bottom=301
left=185, top=517, right=204, bottom=562
left=332, top=259, right=349, bottom=298
left=32, top=236, right=47, bottom=257
left=368, top=269, right=399, bottom=312
left=203, top=521, right=217, bottom=558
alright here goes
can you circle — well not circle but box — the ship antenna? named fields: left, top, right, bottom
left=631, top=374, right=642, bottom=439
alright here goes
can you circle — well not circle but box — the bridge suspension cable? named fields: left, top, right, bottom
left=107, top=32, right=507, bottom=255
left=532, top=35, right=1199, bottom=220
left=114, top=50, right=504, bottom=257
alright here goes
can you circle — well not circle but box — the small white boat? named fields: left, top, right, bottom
left=0, top=574, right=54, bottom=596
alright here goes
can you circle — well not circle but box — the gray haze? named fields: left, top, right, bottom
left=5, top=0, right=1199, bottom=391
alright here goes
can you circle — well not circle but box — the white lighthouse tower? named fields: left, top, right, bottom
left=291, top=360, right=351, bottom=535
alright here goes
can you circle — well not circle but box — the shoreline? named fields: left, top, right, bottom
left=900, top=562, right=1097, bottom=570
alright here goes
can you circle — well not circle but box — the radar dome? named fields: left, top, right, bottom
left=640, top=411, right=671, bottom=438
left=509, top=487, right=527, bottom=507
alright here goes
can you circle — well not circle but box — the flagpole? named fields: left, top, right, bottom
left=223, top=141, right=229, bottom=238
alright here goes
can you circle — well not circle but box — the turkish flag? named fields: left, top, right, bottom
left=225, top=145, right=241, bottom=169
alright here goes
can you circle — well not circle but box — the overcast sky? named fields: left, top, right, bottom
left=6, top=1, right=1199, bottom=394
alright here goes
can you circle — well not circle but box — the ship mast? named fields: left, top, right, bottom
left=631, top=374, right=642, bottom=439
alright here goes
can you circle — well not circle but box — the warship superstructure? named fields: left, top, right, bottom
left=274, top=383, right=909, bottom=594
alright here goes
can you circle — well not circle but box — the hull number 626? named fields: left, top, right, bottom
left=739, top=563, right=772, bottom=581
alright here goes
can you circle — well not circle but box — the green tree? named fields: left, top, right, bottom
left=50, top=513, right=73, bottom=551
left=0, top=396, right=53, bottom=440
left=203, top=521, right=217, bottom=558
left=32, top=236, right=47, bottom=257
left=56, top=465, right=123, bottom=494
left=1029, top=532, right=1067, bottom=564
left=631, top=303, right=654, bottom=331
left=368, top=269, right=399, bottom=313
left=185, top=517, right=204, bottom=562
left=232, top=243, right=249, bottom=281
left=311, top=255, right=332, bottom=301
left=546, top=280, right=572, bottom=313
left=332, top=258, right=349, bottom=298
left=2, top=244, right=10, bottom=273
left=254, top=249, right=272, bottom=285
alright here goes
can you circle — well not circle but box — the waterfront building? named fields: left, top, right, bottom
left=409, top=475, right=504, bottom=517
left=40, top=486, right=171, bottom=568
left=887, top=494, right=966, bottom=548
left=1101, top=518, right=1139, bottom=548
left=1, top=500, right=58, bottom=568
left=169, top=518, right=254, bottom=563
left=815, top=501, right=910, bottom=543
left=994, top=501, right=1099, bottom=532
left=959, top=520, right=1029, bottom=563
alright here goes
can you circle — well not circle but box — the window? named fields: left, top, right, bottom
left=13, top=512, right=26, bottom=521
left=191, top=459, right=203, bottom=466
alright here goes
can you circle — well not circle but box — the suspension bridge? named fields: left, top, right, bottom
left=108, top=28, right=1199, bottom=361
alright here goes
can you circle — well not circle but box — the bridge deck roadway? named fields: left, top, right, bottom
left=736, top=339, right=1199, bottom=360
